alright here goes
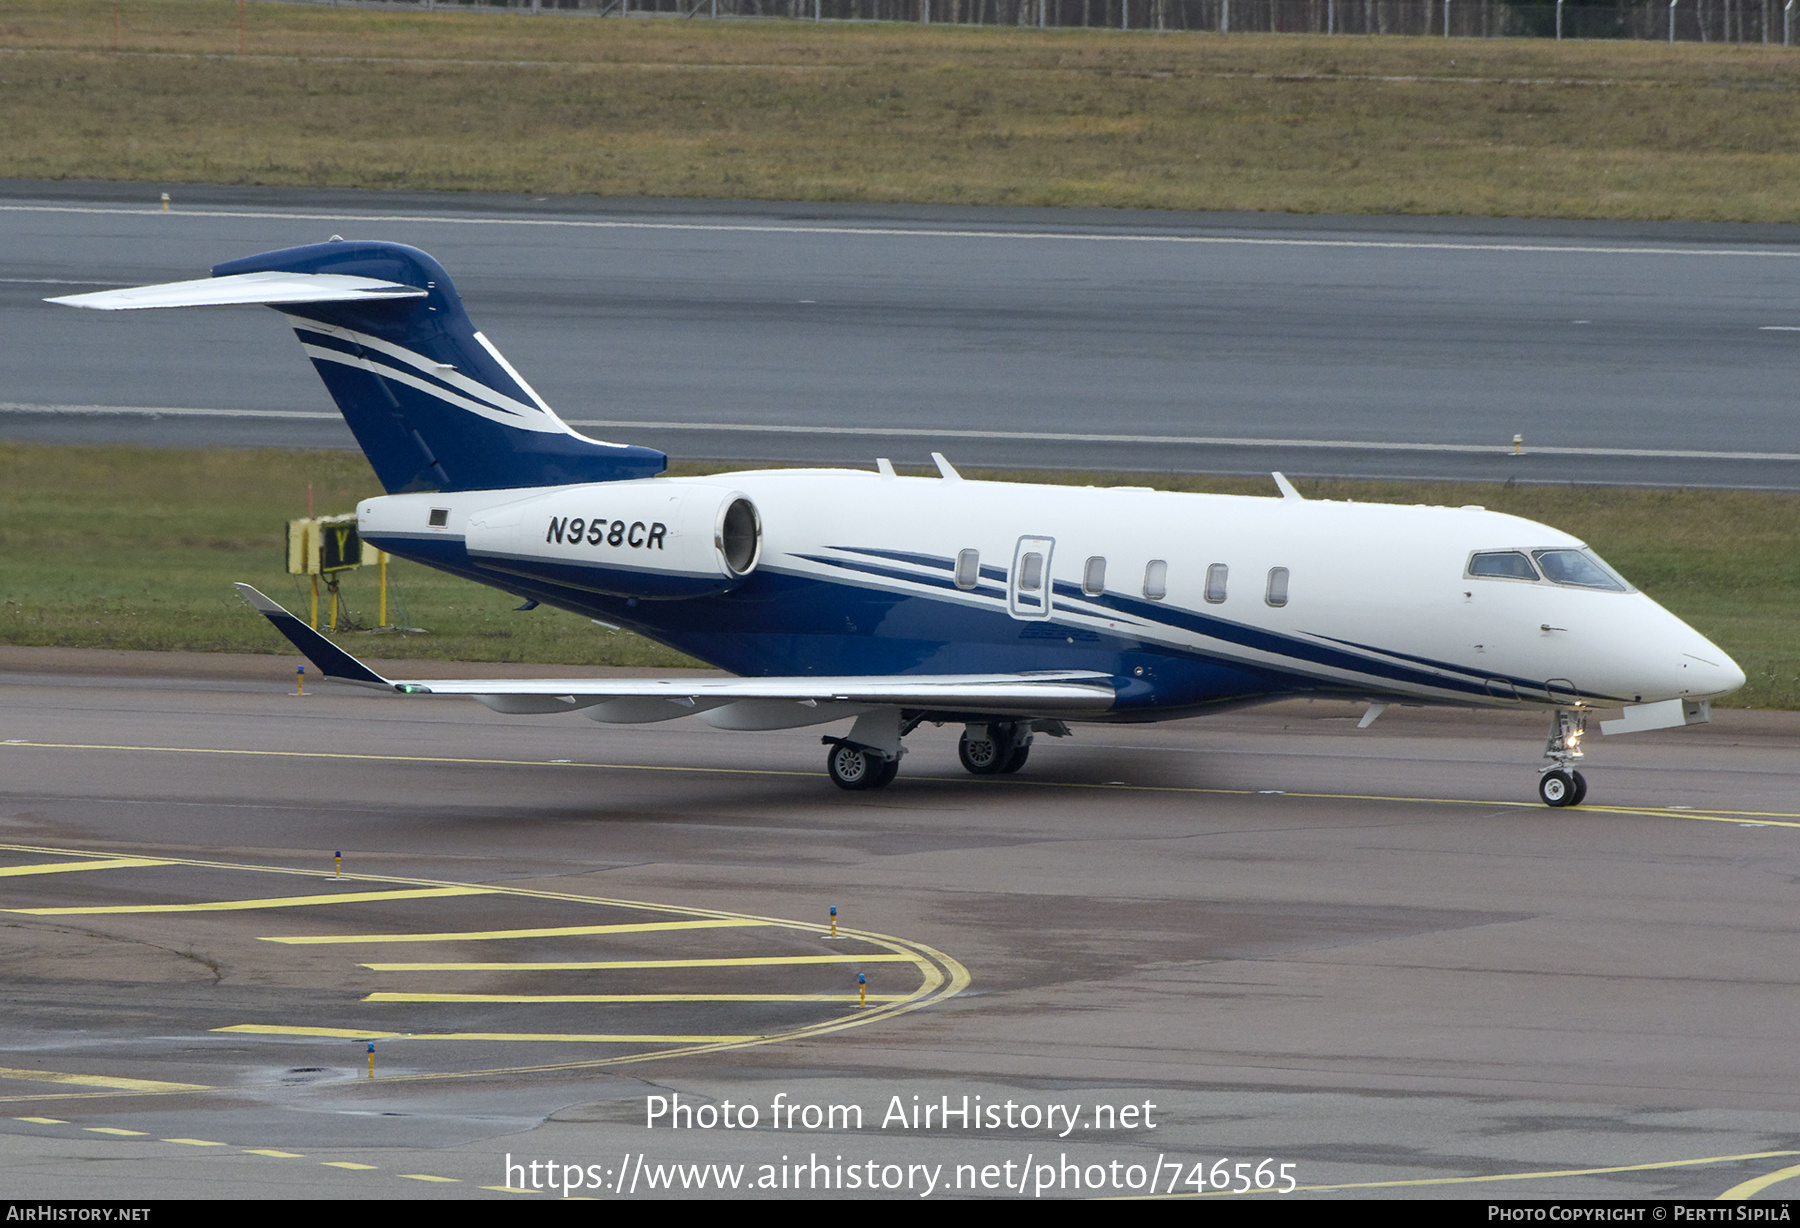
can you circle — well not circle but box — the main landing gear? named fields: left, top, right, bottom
left=824, top=741, right=900, bottom=791
left=1538, top=707, right=1589, bottom=808
left=823, top=716, right=1066, bottom=791
left=958, top=722, right=1033, bottom=775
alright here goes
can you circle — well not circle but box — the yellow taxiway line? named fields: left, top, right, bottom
left=212, top=1024, right=760, bottom=1043
left=1719, top=1160, right=1800, bottom=1200
left=4, top=738, right=1794, bottom=825
left=0, top=839, right=969, bottom=1083
left=362, top=992, right=911, bottom=1003
left=0, top=858, right=169, bottom=877
left=361, top=953, right=920, bottom=971
left=0, top=1066, right=210, bottom=1094
left=262, top=918, right=769, bottom=945
left=7, top=885, right=492, bottom=916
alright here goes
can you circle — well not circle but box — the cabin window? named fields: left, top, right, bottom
left=1143, top=559, right=1168, bottom=601
left=1467, top=551, right=1538, bottom=581
left=1533, top=549, right=1631, bottom=592
left=1266, top=567, right=1289, bottom=607
left=1082, top=557, right=1107, bottom=596
left=1018, top=552, right=1044, bottom=592
left=428, top=508, right=449, bottom=527
left=1204, top=563, right=1228, bottom=604
left=954, top=549, right=980, bottom=590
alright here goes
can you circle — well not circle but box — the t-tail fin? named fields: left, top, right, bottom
left=50, top=240, right=667, bottom=494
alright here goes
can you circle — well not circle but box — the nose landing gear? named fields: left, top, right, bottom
left=1539, top=708, right=1589, bottom=807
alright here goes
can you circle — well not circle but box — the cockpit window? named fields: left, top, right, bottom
left=1532, top=549, right=1632, bottom=592
left=1467, top=551, right=1539, bottom=581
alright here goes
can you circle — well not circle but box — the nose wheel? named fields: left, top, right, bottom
left=1538, top=769, right=1588, bottom=808
left=1539, top=708, right=1589, bottom=807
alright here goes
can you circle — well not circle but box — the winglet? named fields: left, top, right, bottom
left=1272, top=472, right=1305, bottom=501
left=234, top=584, right=393, bottom=688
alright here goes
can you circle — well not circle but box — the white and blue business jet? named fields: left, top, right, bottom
left=50, top=240, right=1745, bottom=805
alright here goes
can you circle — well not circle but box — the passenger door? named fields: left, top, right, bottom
left=1009, top=536, right=1055, bottom=620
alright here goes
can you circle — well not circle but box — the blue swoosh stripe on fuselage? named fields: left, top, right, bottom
left=793, top=553, right=1008, bottom=604
left=838, top=546, right=1008, bottom=583
left=832, top=548, right=1502, bottom=702
left=1308, top=632, right=1628, bottom=704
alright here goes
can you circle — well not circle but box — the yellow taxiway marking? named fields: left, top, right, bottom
left=363, top=954, right=921, bottom=971
left=401, top=1174, right=460, bottom=1183
left=15, top=1117, right=66, bottom=1125
left=0, top=839, right=969, bottom=1084
left=0, top=740, right=815, bottom=779
left=8, top=885, right=491, bottom=916
left=213, top=1024, right=760, bottom=1043
left=0, top=1066, right=210, bottom=1094
left=363, top=992, right=910, bottom=1004
left=262, top=918, right=768, bottom=945
left=323, top=1161, right=378, bottom=1170
left=84, top=1127, right=146, bottom=1136
left=1719, top=1161, right=1800, bottom=1200
left=482, top=1186, right=541, bottom=1195
left=163, top=1137, right=227, bottom=1147
left=6, top=738, right=1794, bottom=826
left=1183, top=1149, right=1800, bottom=1198
left=0, top=858, right=168, bottom=877
left=244, top=1149, right=305, bottom=1158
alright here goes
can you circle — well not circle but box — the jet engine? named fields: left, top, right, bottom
left=462, top=483, right=762, bottom=600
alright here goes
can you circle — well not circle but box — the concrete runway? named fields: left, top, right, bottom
left=4, top=180, right=1799, bottom=488
left=2, top=648, right=1799, bottom=1200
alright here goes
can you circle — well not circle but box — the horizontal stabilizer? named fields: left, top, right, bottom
left=47, top=271, right=428, bottom=311
left=235, top=585, right=1116, bottom=718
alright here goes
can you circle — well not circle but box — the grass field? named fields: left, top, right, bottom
left=3, top=0, right=1800, bottom=219
left=1, top=444, right=1793, bottom=707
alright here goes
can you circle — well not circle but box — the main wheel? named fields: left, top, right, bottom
left=1000, top=740, right=1031, bottom=773
left=1539, top=770, right=1577, bottom=807
left=958, top=727, right=1009, bottom=775
left=1568, top=769, right=1588, bottom=806
left=872, top=756, right=900, bottom=788
left=827, top=744, right=877, bottom=791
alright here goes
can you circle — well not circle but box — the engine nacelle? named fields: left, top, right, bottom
left=462, top=482, right=761, bottom=600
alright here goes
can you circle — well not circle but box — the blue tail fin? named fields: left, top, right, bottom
left=212, top=241, right=666, bottom=494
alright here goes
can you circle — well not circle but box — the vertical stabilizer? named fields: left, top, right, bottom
left=210, top=242, right=666, bottom=493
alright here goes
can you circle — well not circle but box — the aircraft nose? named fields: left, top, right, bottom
left=1712, top=652, right=1748, bottom=696
left=1678, top=639, right=1745, bottom=699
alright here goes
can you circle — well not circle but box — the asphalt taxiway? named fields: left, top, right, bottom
left=1, top=648, right=1797, bottom=1199
left=4, top=180, right=1799, bottom=488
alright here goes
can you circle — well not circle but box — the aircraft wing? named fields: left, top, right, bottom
left=234, top=585, right=1118, bottom=719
